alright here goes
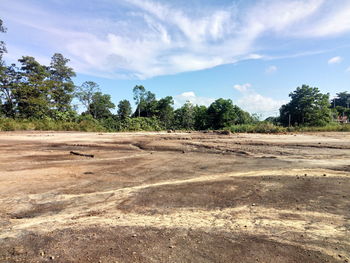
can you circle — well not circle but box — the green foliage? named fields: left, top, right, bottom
left=116, top=117, right=163, bottom=131
left=0, top=117, right=105, bottom=132
left=193, top=105, right=208, bottom=130
left=88, top=92, right=115, bottom=119
left=280, top=85, right=332, bottom=126
left=228, top=122, right=286, bottom=133
left=117, top=99, right=132, bottom=120
left=48, top=53, right=76, bottom=112
left=15, top=56, right=50, bottom=119
left=174, top=101, right=195, bottom=130
left=0, top=63, right=20, bottom=117
left=132, top=85, right=146, bottom=117
left=207, top=98, right=253, bottom=129
left=75, top=81, right=100, bottom=111
left=155, top=96, right=174, bottom=129
left=331, top=91, right=350, bottom=108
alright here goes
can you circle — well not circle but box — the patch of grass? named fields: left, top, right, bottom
left=0, top=118, right=107, bottom=132
left=227, top=122, right=350, bottom=133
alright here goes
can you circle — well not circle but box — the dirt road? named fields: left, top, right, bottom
left=0, top=131, right=349, bottom=262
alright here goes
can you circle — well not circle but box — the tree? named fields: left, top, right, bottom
left=76, top=81, right=100, bottom=112
left=156, top=96, right=174, bottom=128
left=174, top=101, right=195, bottom=129
left=331, top=91, right=350, bottom=108
left=279, top=85, right=332, bottom=126
left=193, top=105, right=208, bottom=130
left=88, top=92, right=115, bottom=119
left=142, top=91, right=157, bottom=117
left=0, top=18, right=8, bottom=110
left=0, top=63, right=21, bottom=117
left=15, top=56, right=50, bottom=118
left=117, top=99, right=132, bottom=120
left=0, top=19, right=6, bottom=60
left=133, top=85, right=146, bottom=117
left=206, top=98, right=250, bottom=129
left=48, top=53, right=76, bottom=112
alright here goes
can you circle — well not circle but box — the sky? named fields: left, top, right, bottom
left=1, top=0, right=350, bottom=118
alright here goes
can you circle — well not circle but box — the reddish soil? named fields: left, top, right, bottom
left=0, top=131, right=349, bottom=263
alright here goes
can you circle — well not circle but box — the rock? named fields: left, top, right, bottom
left=49, top=256, right=55, bottom=260
left=40, top=251, right=45, bottom=257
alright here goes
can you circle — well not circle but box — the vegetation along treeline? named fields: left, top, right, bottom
left=0, top=18, right=349, bottom=132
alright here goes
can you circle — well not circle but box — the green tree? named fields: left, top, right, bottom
left=88, top=92, right=115, bottom=119
left=174, top=101, right=195, bottom=129
left=207, top=98, right=250, bottom=129
left=193, top=105, right=208, bottom=130
left=143, top=91, right=158, bottom=117
left=48, top=53, right=76, bottom=112
left=117, top=99, right=132, bottom=120
left=331, top=91, right=350, bottom=108
left=133, top=85, right=146, bottom=117
left=0, top=63, right=21, bottom=117
left=15, top=56, right=50, bottom=118
left=156, top=96, right=174, bottom=129
left=134, top=90, right=158, bottom=117
left=279, top=85, right=332, bottom=126
left=76, top=81, right=100, bottom=112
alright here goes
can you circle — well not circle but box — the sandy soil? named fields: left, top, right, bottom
left=0, top=131, right=349, bottom=263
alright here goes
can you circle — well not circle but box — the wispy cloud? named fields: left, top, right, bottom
left=233, top=83, right=287, bottom=117
left=174, top=91, right=215, bottom=108
left=234, top=83, right=251, bottom=93
left=346, top=67, right=350, bottom=72
left=328, top=56, right=343, bottom=64
left=265, top=65, right=278, bottom=74
left=2, top=0, right=350, bottom=79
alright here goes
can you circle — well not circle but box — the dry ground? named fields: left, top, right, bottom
left=0, top=131, right=349, bottom=263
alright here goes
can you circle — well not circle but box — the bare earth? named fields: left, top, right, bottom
left=0, top=131, right=349, bottom=263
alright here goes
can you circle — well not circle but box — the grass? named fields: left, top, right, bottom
left=0, top=118, right=106, bottom=132
left=1, top=118, right=350, bottom=133
left=227, top=122, right=350, bottom=133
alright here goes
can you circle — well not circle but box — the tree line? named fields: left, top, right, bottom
left=0, top=18, right=349, bottom=132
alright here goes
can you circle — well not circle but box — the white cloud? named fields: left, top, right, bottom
left=234, top=83, right=251, bottom=92
left=233, top=83, right=287, bottom=118
left=346, top=67, right=350, bottom=73
left=265, top=65, right=277, bottom=74
left=174, top=91, right=215, bottom=108
left=296, top=1, right=350, bottom=37
left=236, top=94, right=286, bottom=116
left=2, top=0, right=350, bottom=79
left=328, top=56, right=343, bottom=64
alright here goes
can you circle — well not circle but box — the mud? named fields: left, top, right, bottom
left=0, top=131, right=349, bottom=262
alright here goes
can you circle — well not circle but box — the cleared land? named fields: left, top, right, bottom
left=0, top=131, right=349, bottom=263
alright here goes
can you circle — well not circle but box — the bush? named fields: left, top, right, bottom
left=227, top=122, right=286, bottom=133
left=117, top=117, right=164, bottom=132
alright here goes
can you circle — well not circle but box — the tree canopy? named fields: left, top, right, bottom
left=279, top=85, right=332, bottom=126
left=207, top=98, right=252, bottom=129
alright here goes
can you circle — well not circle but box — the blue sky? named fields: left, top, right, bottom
left=1, top=0, right=350, bottom=118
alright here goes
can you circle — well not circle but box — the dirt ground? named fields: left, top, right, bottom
left=0, top=131, right=349, bottom=263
